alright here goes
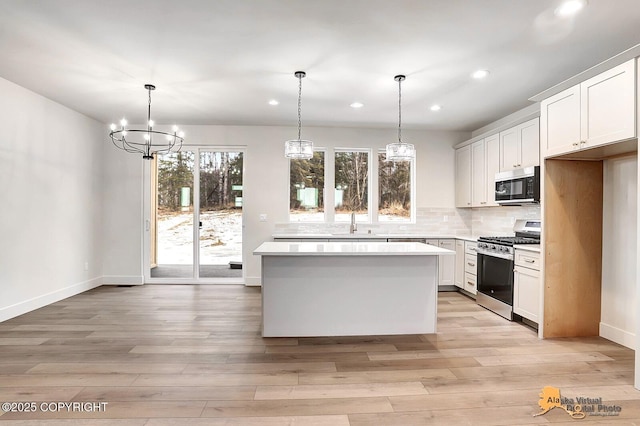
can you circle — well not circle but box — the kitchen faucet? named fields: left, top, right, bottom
left=349, top=212, right=357, bottom=234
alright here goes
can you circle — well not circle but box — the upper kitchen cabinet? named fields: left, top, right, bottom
left=455, top=144, right=471, bottom=207
left=484, top=134, right=500, bottom=207
left=471, top=139, right=486, bottom=207
left=455, top=135, right=500, bottom=208
left=541, top=59, right=636, bottom=158
left=499, top=117, right=540, bottom=171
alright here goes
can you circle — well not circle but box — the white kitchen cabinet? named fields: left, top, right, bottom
left=471, top=140, right=486, bottom=207
left=426, top=239, right=455, bottom=290
left=484, top=133, right=500, bottom=207
left=454, top=240, right=464, bottom=289
left=455, top=145, right=471, bottom=207
left=463, top=241, right=478, bottom=296
left=541, top=59, right=636, bottom=158
left=499, top=117, right=539, bottom=171
left=513, top=249, right=540, bottom=323
left=457, top=135, right=499, bottom=208
left=438, top=239, right=455, bottom=288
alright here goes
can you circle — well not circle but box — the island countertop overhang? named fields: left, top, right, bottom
left=254, top=241, right=454, bottom=256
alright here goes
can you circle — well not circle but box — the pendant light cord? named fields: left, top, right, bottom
left=398, top=77, right=402, bottom=143
left=297, top=74, right=303, bottom=141
left=148, top=87, right=152, bottom=128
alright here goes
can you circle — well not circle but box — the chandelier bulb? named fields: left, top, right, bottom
left=143, top=133, right=151, bottom=141
left=178, top=131, right=185, bottom=138
left=120, top=118, right=127, bottom=127
left=109, top=123, right=116, bottom=131
left=172, top=125, right=179, bottom=132
left=148, top=119, right=154, bottom=127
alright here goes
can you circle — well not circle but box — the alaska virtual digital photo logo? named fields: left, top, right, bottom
left=534, top=386, right=622, bottom=419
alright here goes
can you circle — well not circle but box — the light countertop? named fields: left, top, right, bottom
left=254, top=241, right=455, bottom=256
left=514, top=244, right=541, bottom=253
left=272, top=233, right=477, bottom=241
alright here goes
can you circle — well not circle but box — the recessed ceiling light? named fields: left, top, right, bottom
left=268, top=99, right=279, bottom=106
left=555, top=0, right=585, bottom=16
left=350, top=102, right=364, bottom=108
left=472, top=69, right=490, bottom=79
left=430, top=104, right=442, bottom=112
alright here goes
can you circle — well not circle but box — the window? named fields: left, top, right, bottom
left=289, top=151, right=325, bottom=222
left=378, top=152, right=412, bottom=222
left=335, top=150, right=369, bottom=222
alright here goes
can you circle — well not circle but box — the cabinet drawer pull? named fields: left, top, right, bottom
left=467, top=281, right=475, bottom=286
left=469, top=247, right=477, bottom=251
left=467, top=262, right=475, bottom=266
left=572, top=142, right=579, bottom=146
left=524, top=259, right=535, bottom=263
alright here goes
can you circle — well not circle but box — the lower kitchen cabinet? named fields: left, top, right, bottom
left=426, top=239, right=455, bottom=290
left=454, top=240, right=464, bottom=289
left=463, top=241, right=478, bottom=296
left=513, top=249, right=540, bottom=323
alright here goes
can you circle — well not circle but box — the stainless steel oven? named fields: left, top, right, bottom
left=476, top=244, right=515, bottom=320
left=475, top=220, right=541, bottom=320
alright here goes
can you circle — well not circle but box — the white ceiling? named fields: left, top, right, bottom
left=1, top=0, right=639, bottom=132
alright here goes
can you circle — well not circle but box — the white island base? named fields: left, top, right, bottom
left=254, top=242, right=451, bottom=337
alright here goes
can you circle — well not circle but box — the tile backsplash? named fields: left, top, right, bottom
left=275, top=205, right=540, bottom=237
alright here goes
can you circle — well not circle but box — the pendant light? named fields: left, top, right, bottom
left=386, top=75, right=416, bottom=162
left=109, top=84, right=184, bottom=160
left=284, top=71, right=313, bottom=159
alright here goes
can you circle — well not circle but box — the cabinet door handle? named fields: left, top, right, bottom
left=580, top=140, right=586, bottom=145
left=513, top=164, right=518, bottom=168
left=572, top=142, right=579, bottom=146
left=480, top=201, right=486, bottom=204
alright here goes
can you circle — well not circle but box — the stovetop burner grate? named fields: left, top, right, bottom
left=477, top=236, right=540, bottom=246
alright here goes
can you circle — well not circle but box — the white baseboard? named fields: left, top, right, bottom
left=0, top=277, right=103, bottom=323
left=245, top=276, right=262, bottom=287
left=600, top=322, right=635, bottom=349
left=102, top=275, right=144, bottom=285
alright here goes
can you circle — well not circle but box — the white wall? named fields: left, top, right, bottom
left=601, top=154, right=637, bottom=349
left=101, top=125, right=468, bottom=286
left=0, top=77, right=104, bottom=321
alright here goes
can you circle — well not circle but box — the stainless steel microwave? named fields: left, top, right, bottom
left=495, top=166, right=540, bottom=205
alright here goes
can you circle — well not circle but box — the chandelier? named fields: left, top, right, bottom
left=284, top=71, right=313, bottom=159
left=386, top=75, right=416, bottom=162
left=109, top=84, right=184, bottom=160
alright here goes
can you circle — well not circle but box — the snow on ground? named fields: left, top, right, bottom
left=158, top=210, right=242, bottom=265
left=158, top=210, right=408, bottom=265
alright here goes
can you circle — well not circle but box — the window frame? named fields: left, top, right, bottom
left=376, top=149, right=416, bottom=224
left=333, top=148, right=372, bottom=224
left=288, top=148, right=327, bottom=223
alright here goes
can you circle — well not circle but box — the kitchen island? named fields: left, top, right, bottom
left=253, top=241, right=453, bottom=337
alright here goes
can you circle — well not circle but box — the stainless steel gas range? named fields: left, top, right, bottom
left=476, top=219, right=541, bottom=320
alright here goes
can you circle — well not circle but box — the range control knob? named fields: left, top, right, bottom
left=490, top=244, right=496, bottom=250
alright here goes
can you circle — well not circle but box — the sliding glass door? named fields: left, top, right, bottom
left=147, top=147, right=244, bottom=283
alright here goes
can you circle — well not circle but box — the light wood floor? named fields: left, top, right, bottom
left=0, top=285, right=638, bottom=425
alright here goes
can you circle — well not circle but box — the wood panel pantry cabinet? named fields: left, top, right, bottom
left=541, top=59, right=636, bottom=158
